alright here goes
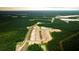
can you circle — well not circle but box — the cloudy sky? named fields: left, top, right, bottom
left=0, top=0, right=79, bottom=10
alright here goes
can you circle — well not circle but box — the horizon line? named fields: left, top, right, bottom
left=0, top=7, right=79, bottom=11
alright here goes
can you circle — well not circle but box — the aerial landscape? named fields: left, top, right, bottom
left=0, top=10, right=79, bottom=51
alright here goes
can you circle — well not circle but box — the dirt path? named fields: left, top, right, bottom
left=16, top=24, right=61, bottom=51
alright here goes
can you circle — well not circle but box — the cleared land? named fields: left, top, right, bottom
left=0, top=15, right=79, bottom=51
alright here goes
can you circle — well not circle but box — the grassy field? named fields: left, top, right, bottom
left=0, top=15, right=79, bottom=51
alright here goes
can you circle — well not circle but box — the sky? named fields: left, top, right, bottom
left=0, top=0, right=79, bottom=10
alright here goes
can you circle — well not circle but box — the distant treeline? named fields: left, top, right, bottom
left=0, top=10, right=79, bottom=17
